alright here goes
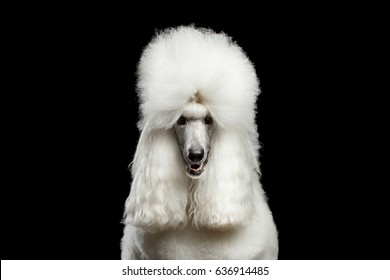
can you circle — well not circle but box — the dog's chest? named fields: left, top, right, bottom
left=140, top=226, right=261, bottom=259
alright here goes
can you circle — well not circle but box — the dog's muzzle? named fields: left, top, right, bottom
left=185, top=148, right=208, bottom=178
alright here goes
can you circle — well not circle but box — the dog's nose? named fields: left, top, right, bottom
left=188, top=148, right=204, bottom=163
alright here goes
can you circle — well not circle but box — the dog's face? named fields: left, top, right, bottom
left=174, top=103, right=215, bottom=179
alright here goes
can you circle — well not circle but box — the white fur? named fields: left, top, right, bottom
left=121, top=26, right=278, bottom=259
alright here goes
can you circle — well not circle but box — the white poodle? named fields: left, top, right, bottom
left=121, top=26, right=278, bottom=259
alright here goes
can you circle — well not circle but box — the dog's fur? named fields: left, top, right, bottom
left=121, top=26, right=278, bottom=259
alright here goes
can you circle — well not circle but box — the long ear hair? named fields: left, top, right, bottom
left=189, top=126, right=261, bottom=229
left=123, top=122, right=189, bottom=231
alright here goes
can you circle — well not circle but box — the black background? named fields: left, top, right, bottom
left=3, top=6, right=388, bottom=260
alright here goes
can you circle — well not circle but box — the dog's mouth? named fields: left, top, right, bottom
left=186, top=160, right=207, bottom=178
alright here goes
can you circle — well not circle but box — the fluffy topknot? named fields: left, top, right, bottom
left=136, top=26, right=260, bottom=131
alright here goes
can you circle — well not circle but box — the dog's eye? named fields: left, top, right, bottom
left=205, top=116, right=213, bottom=125
left=177, top=116, right=186, bottom=125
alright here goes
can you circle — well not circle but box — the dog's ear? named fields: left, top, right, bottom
left=190, top=128, right=259, bottom=229
left=123, top=126, right=189, bottom=231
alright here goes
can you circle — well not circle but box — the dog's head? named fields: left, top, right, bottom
left=174, top=102, right=215, bottom=179
left=124, top=26, right=260, bottom=231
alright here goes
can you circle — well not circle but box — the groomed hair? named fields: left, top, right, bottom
left=123, top=26, right=262, bottom=231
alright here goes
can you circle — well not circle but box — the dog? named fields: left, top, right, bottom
left=121, top=26, right=278, bottom=259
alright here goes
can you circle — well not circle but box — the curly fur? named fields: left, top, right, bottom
left=121, top=26, right=278, bottom=259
